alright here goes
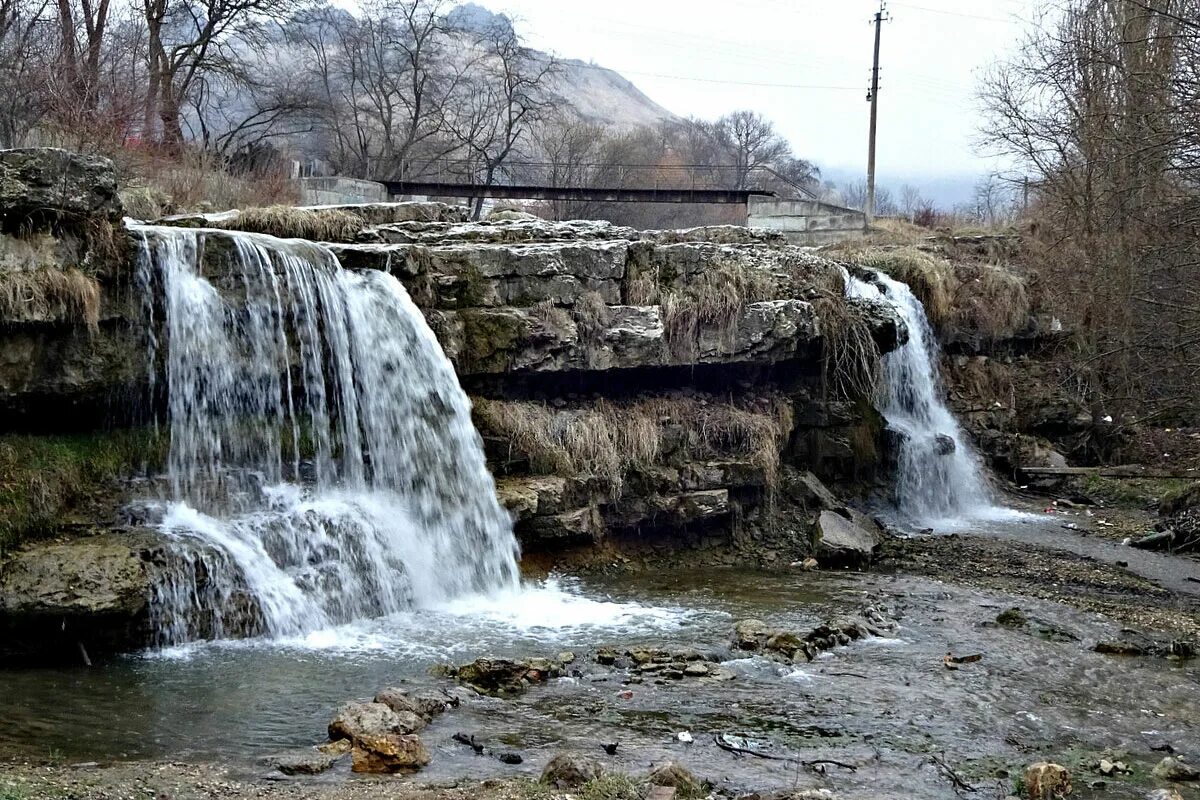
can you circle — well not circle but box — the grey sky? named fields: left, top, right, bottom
left=482, top=0, right=1036, bottom=204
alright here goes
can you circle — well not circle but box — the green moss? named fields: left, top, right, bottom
left=457, top=309, right=526, bottom=373
left=1081, top=474, right=1182, bottom=508
left=458, top=264, right=489, bottom=308
left=0, top=429, right=166, bottom=556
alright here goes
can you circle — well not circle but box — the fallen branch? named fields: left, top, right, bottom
left=930, top=753, right=977, bottom=793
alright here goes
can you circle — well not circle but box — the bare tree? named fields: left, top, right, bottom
left=980, top=0, right=1200, bottom=423
left=446, top=17, right=555, bottom=218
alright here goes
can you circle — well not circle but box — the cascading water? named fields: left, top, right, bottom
left=131, top=224, right=520, bottom=645
left=845, top=268, right=999, bottom=525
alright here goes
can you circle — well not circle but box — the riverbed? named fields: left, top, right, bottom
left=2, top=533, right=1198, bottom=800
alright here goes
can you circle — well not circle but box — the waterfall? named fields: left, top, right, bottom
left=131, top=224, right=520, bottom=646
left=845, top=268, right=998, bottom=525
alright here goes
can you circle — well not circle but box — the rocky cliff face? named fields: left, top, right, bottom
left=0, top=149, right=905, bottom=660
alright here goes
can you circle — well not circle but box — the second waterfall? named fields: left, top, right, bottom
left=133, top=225, right=520, bottom=646
left=845, top=268, right=1000, bottom=525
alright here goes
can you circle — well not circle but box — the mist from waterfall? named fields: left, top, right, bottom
left=131, top=225, right=520, bottom=645
left=845, top=268, right=1006, bottom=526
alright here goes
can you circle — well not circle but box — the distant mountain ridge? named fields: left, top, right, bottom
left=450, top=3, right=677, bottom=129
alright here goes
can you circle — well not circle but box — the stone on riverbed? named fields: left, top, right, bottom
left=437, top=655, right=570, bottom=696
left=350, top=732, right=431, bottom=774
left=541, top=752, right=603, bottom=788
left=734, top=619, right=772, bottom=650
left=328, top=701, right=425, bottom=742
left=1152, top=757, right=1200, bottom=782
left=1024, top=762, right=1071, bottom=800
left=814, top=509, right=881, bottom=567
left=648, top=762, right=703, bottom=795
left=374, top=686, right=458, bottom=721
left=262, top=747, right=345, bottom=776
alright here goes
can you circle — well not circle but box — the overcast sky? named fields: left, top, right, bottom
left=479, top=0, right=1038, bottom=205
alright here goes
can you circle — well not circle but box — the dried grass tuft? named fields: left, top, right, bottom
left=854, top=246, right=954, bottom=327
left=474, top=395, right=791, bottom=493
left=660, top=260, right=780, bottom=359
left=813, top=293, right=883, bottom=400
left=223, top=206, right=366, bottom=242
left=953, top=263, right=1029, bottom=340
left=0, top=267, right=101, bottom=331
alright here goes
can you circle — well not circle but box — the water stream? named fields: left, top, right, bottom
left=131, top=225, right=520, bottom=645
left=846, top=269, right=1010, bottom=527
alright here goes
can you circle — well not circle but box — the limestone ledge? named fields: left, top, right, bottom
left=434, top=299, right=820, bottom=375
left=495, top=460, right=765, bottom=547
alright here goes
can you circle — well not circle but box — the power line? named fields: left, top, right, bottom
left=889, top=1, right=1021, bottom=24
left=574, top=62, right=862, bottom=91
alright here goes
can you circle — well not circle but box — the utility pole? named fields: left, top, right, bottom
left=865, top=0, right=888, bottom=230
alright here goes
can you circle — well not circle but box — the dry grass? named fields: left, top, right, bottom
left=625, top=262, right=661, bottom=305
left=854, top=246, right=954, bottom=327
left=0, top=233, right=59, bottom=271
left=118, top=185, right=172, bottom=221
left=952, top=263, right=1030, bottom=339
left=221, top=206, right=366, bottom=242
left=660, top=261, right=779, bottom=358
left=0, top=267, right=101, bottom=331
left=114, top=148, right=300, bottom=216
left=814, top=293, right=883, bottom=400
left=474, top=395, right=791, bottom=493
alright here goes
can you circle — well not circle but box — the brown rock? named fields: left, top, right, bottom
left=328, top=701, right=423, bottom=742
left=1024, top=762, right=1071, bottom=799
left=350, top=733, right=430, bottom=774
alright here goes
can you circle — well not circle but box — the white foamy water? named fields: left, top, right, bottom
left=845, top=269, right=1016, bottom=528
left=148, top=576, right=706, bottom=661
left=131, top=224, right=521, bottom=646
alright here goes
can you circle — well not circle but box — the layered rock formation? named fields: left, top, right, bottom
left=0, top=148, right=910, bottom=660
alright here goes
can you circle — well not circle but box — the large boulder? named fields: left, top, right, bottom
left=814, top=509, right=880, bottom=567
left=0, top=148, right=121, bottom=225
left=0, top=533, right=158, bottom=661
left=350, top=732, right=430, bottom=774
left=328, top=701, right=424, bottom=742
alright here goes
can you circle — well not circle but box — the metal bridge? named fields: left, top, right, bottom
left=381, top=180, right=773, bottom=205
left=377, top=161, right=815, bottom=208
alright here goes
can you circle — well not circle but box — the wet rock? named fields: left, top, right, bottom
left=374, top=686, right=455, bottom=720
left=263, top=748, right=344, bottom=776
left=734, top=619, right=771, bottom=650
left=814, top=509, right=880, bottom=567
left=933, top=433, right=957, bottom=456
left=440, top=655, right=569, bottom=696
left=1146, top=790, right=1185, bottom=800
left=996, top=607, right=1028, bottom=627
left=1024, top=762, right=1071, bottom=800
left=328, top=701, right=423, bottom=742
left=1152, top=757, right=1200, bottom=782
left=350, top=732, right=430, bottom=774
left=1094, top=640, right=1148, bottom=656
left=648, top=762, right=703, bottom=795
left=781, top=468, right=840, bottom=511
left=765, top=632, right=805, bottom=659
left=540, top=752, right=603, bottom=788
left=317, top=739, right=353, bottom=756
